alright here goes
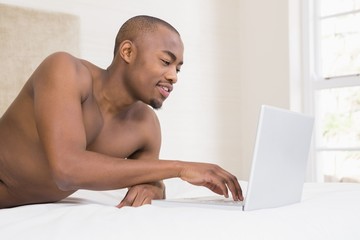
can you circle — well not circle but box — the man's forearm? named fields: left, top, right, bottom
left=51, top=150, right=182, bottom=192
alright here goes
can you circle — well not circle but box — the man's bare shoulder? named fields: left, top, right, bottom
left=30, top=52, right=97, bottom=99
left=126, top=102, right=161, bottom=138
left=29, top=52, right=77, bottom=82
left=39, top=52, right=83, bottom=68
left=122, top=102, right=161, bottom=158
left=131, top=102, right=160, bottom=124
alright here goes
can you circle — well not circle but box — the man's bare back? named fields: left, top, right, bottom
left=0, top=16, right=243, bottom=208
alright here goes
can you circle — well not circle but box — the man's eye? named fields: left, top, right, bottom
left=161, top=59, right=170, bottom=65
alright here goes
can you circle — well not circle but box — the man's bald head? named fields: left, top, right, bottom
left=113, top=15, right=180, bottom=57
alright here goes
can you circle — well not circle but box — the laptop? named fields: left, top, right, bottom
left=152, top=105, right=314, bottom=211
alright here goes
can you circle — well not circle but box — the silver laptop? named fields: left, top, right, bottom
left=152, top=105, right=314, bottom=211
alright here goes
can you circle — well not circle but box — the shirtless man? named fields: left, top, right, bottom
left=0, top=15, right=243, bottom=208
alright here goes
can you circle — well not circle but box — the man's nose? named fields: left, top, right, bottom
left=165, top=67, right=178, bottom=84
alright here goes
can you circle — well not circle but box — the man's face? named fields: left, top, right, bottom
left=127, top=26, right=184, bottom=109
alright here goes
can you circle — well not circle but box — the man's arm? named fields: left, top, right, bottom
left=32, top=53, right=242, bottom=200
left=32, top=52, right=174, bottom=191
left=117, top=108, right=166, bottom=207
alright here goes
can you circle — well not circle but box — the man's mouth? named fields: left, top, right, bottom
left=157, top=84, right=172, bottom=99
left=162, top=86, right=170, bottom=92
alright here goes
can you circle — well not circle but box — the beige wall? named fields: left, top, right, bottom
left=0, top=0, right=301, bottom=180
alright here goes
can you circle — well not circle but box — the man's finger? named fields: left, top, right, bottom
left=116, top=190, right=137, bottom=208
left=217, top=169, right=243, bottom=201
left=206, top=176, right=229, bottom=198
left=225, top=175, right=242, bottom=201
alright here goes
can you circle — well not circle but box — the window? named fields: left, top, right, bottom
left=305, top=0, right=360, bottom=182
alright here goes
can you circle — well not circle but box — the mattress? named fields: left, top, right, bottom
left=1, top=179, right=360, bottom=240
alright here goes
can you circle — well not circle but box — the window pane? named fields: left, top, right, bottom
left=320, top=12, right=360, bottom=78
left=317, top=151, right=360, bottom=182
left=320, top=0, right=360, bottom=17
left=315, top=86, right=360, bottom=148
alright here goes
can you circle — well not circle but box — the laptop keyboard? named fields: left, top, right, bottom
left=193, top=197, right=244, bottom=205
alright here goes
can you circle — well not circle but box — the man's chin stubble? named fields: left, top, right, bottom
left=149, top=99, right=162, bottom=110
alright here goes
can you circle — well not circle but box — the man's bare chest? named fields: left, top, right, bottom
left=82, top=105, right=144, bottom=159
left=86, top=124, right=143, bottom=159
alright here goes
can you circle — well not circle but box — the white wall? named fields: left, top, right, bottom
left=0, top=0, right=301, bottom=180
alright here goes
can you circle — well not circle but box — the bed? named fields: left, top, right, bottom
left=1, top=179, right=360, bottom=240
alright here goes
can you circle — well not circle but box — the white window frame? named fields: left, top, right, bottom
left=302, top=0, right=360, bottom=182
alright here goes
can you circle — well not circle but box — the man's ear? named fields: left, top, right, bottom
left=119, top=40, right=134, bottom=63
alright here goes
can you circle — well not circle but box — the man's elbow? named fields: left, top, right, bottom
left=51, top=165, right=80, bottom=191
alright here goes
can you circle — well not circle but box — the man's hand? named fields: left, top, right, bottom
left=179, top=162, right=243, bottom=201
left=116, top=181, right=165, bottom=208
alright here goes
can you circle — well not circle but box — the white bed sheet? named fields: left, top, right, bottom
left=1, top=179, right=360, bottom=240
